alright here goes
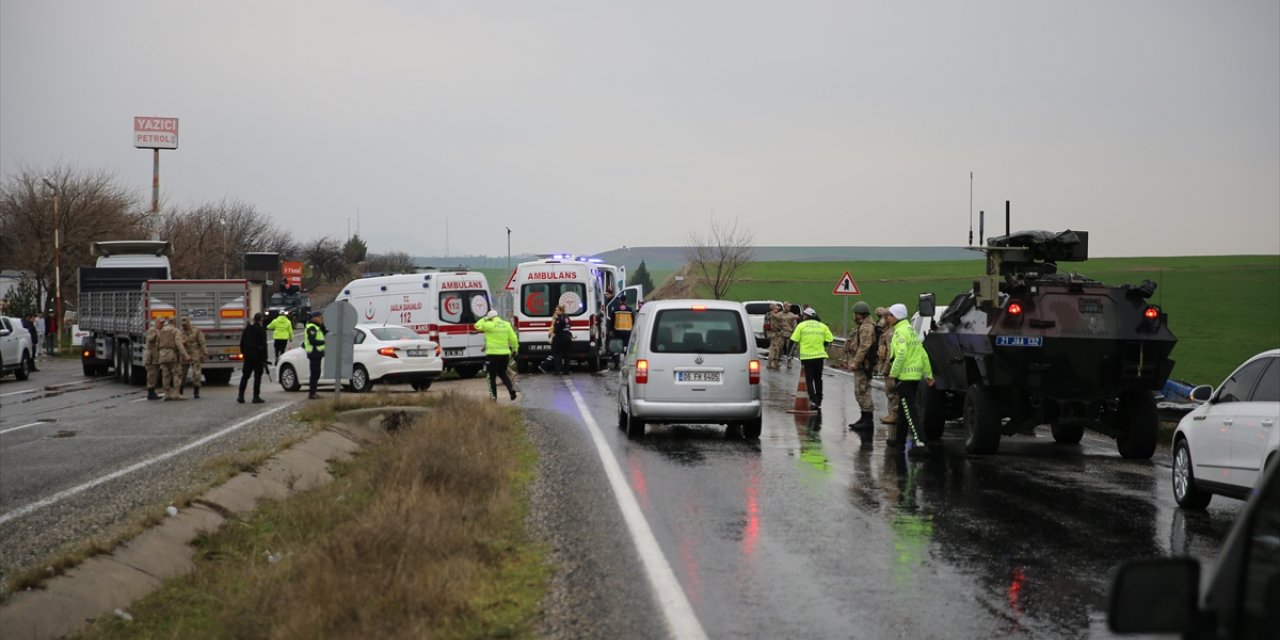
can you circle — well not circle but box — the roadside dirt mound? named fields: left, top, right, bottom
left=648, top=263, right=703, bottom=300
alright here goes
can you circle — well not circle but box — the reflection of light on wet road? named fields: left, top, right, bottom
left=627, top=455, right=651, bottom=511
left=742, top=476, right=760, bottom=558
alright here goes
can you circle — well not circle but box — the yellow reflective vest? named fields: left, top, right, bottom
left=790, top=318, right=834, bottom=361
left=267, top=315, right=293, bottom=340
left=888, top=319, right=933, bottom=381
left=475, top=316, right=518, bottom=356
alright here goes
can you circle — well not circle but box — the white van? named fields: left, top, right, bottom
left=616, top=299, right=762, bottom=439
left=334, top=270, right=491, bottom=378
left=510, top=258, right=642, bottom=372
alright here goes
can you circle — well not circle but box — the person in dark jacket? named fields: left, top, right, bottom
left=541, top=304, right=573, bottom=375
left=21, top=314, right=39, bottom=371
left=237, top=312, right=269, bottom=403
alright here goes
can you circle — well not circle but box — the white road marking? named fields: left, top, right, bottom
left=0, top=402, right=295, bottom=526
left=0, top=389, right=37, bottom=399
left=0, top=422, right=46, bottom=436
left=563, top=379, right=709, bottom=640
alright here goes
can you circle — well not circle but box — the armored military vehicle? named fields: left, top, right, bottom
left=916, top=230, right=1176, bottom=458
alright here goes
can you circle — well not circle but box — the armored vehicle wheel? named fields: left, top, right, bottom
left=453, top=364, right=483, bottom=379
left=1050, top=422, right=1085, bottom=444
left=963, top=383, right=1001, bottom=454
left=1116, top=388, right=1158, bottom=459
left=919, top=386, right=947, bottom=442
left=1172, top=438, right=1212, bottom=509
left=204, top=369, right=233, bottom=385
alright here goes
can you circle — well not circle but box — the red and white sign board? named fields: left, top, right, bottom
left=504, top=269, right=517, bottom=291
left=281, top=261, right=304, bottom=288
left=134, top=116, right=179, bottom=149
left=832, top=271, right=861, bottom=295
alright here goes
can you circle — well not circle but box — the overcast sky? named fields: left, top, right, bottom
left=2, top=1, right=1277, bottom=258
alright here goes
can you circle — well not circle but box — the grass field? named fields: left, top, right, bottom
left=717, top=255, right=1279, bottom=386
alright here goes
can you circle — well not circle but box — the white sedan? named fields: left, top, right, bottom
left=277, top=325, right=443, bottom=393
left=1172, top=348, right=1280, bottom=508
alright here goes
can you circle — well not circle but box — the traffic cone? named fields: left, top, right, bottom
left=787, top=367, right=815, bottom=414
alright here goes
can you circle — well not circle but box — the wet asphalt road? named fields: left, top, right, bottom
left=520, top=363, right=1245, bottom=639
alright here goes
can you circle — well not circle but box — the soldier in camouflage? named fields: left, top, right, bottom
left=778, top=302, right=799, bottom=369
left=875, top=306, right=898, bottom=425
left=157, top=319, right=190, bottom=402
left=765, top=303, right=785, bottom=370
left=145, top=318, right=164, bottom=400
left=178, top=316, right=207, bottom=399
left=845, top=301, right=878, bottom=430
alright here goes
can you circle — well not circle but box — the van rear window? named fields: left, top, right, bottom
left=650, top=309, right=746, bottom=354
left=743, top=303, right=774, bottom=315
left=440, top=291, right=490, bottom=324
left=522, top=283, right=587, bottom=317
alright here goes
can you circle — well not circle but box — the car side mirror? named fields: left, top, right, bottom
left=0, top=328, right=9, bottom=337
left=918, top=293, right=936, bottom=319
left=1190, top=385, right=1213, bottom=403
left=1108, top=558, right=1200, bottom=634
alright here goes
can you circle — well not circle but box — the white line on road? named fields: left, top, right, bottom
left=0, top=422, right=46, bottom=436
left=0, top=389, right=37, bottom=399
left=562, top=379, right=709, bottom=640
left=0, top=402, right=295, bottom=526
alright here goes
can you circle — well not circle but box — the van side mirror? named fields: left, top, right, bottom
left=1107, top=558, right=1200, bottom=634
left=1190, top=385, right=1213, bottom=403
left=918, top=293, right=936, bottom=319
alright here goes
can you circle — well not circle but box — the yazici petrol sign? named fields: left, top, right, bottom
left=134, top=116, right=179, bottom=149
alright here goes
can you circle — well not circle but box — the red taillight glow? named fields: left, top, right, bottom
left=749, top=360, right=761, bottom=384
left=636, top=359, right=649, bottom=384
left=1144, top=306, right=1160, bottom=320
left=82, top=349, right=91, bottom=358
left=1007, top=302, right=1023, bottom=316
left=435, top=344, right=442, bottom=357
left=691, top=305, right=706, bottom=312
left=230, top=353, right=244, bottom=361
left=377, top=347, right=398, bottom=358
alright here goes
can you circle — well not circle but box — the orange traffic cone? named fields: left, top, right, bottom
left=787, top=367, right=815, bottom=414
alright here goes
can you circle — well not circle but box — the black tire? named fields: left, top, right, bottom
left=1051, top=422, right=1085, bottom=444
left=586, top=350, right=601, bottom=373
left=963, top=383, right=1002, bottom=454
left=1116, top=388, right=1158, bottom=459
left=204, top=369, right=233, bottom=385
left=1172, top=438, right=1212, bottom=509
left=115, top=347, right=127, bottom=382
left=411, top=380, right=432, bottom=392
left=83, top=359, right=97, bottom=377
left=623, top=403, right=645, bottom=438
left=741, top=416, right=763, bottom=440
left=14, top=351, right=31, bottom=381
left=128, top=357, right=148, bottom=386
left=516, top=359, right=530, bottom=374
left=454, top=364, right=483, bottom=379
left=278, top=364, right=301, bottom=391
left=350, top=364, right=373, bottom=393
left=920, top=385, right=947, bottom=442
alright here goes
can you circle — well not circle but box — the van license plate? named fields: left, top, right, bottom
left=677, top=371, right=721, bottom=383
left=527, top=344, right=550, bottom=352
left=444, top=348, right=465, bottom=357
left=406, top=349, right=429, bottom=357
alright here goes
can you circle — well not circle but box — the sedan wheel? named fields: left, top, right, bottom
left=1172, top=439, right=1212, bottom=509
left=279, top=364, right=300, bottom=392
left=350, top=364, right=373, bottom=393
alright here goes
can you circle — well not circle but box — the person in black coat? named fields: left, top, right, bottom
left=237, top=313, right=269, bottom=403
left=21, top=314, right=39, bottom=371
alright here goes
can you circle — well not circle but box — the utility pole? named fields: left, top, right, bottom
left=506, top=227, right=511, bottom=271
left=41, top=178, right=63, bottom=354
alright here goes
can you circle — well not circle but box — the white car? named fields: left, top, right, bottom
left=742, top=300, right=782, bottom=352
left=276, top=325, right=444, bottom=393
left=617, top=299, right=763, bottom=439
left=0, top=316, right=35, bottom=381
left=1171, top=349, right=1280, bottom=508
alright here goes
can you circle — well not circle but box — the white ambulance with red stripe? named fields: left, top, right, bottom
left=510, top=257, right=641, bottom=373
left=334, top=270, right=492, bottom=378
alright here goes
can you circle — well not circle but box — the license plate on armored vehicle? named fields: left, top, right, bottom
left=677, top=371, right=721, bottom=383
left=995, top=335, right=1043, bottom=347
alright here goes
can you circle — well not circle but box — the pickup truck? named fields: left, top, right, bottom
left=0, top=315, right=35, bottom=380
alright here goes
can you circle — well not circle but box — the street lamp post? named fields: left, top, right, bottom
left=41, top=178, right=62, bottom=354
left=506, top=227, right=511, bottom=272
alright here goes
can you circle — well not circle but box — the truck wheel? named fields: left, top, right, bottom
left=963, top=383, right=1001, bottom=454
left=128, top=359, right=148, bottom=386
left=203, top=369, right=233, bottom=385
left=920, top=386, right=947, bottom=442
left=1116, top=388, right=1158, bottom=459
left=1050, top=422, right=1085, bottom=444
left=350, top=365, right=373, bottom=393
left=278, top=365, right=300, bottom=391
left=14, top=351, right=31, bottom=381
left=1172, top=438, right=1212, bottom=509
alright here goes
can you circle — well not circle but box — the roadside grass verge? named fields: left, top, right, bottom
left=78, top=393, right=547, bottom=640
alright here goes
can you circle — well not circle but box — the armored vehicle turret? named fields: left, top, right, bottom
left=917, top=230, right=1177, bottom=458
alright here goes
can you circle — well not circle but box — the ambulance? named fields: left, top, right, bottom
left=511, top=257, right=641, bottom=372
left=334, top=270, right=492, bottom=378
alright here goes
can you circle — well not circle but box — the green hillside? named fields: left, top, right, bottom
left=717, top=255, right=1279, bottom=386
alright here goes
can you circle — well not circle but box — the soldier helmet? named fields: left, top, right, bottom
left=852, top=301, right=871, bottom=315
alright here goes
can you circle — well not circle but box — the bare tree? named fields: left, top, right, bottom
left=0, top=164, right=146, bottom=312
left=302, top=236, right=351, bottom=286
left=364, top=251, right=417, bottom=275
left=154, top=198, right=297, bottom=278
left=685, top=217, right=756, bottom=299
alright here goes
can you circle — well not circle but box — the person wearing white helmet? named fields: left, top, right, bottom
left=790, top=307, right=834, bottom=409
left=475, top=309, right=520, bottom=402
left=885, top=303, right=934, bottom=454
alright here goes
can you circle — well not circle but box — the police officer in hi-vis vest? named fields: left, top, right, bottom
left=304, top=312, right=327, bottom=399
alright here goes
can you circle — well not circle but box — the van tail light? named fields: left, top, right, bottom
left=377, top=347, right=399, bottom=358
left=635, top=359, right=649, bottom=384
left=426, top=323, right=440, bottom=342
left=749, top=360, right=761, bottom=384
left=435, top=343, right=442, bottom=357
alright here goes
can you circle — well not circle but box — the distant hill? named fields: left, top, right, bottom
left=410, top=246, right=980, bottom=274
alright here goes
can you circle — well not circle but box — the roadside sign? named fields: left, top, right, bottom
left=322, top=301, right=358, bottom=394
left=133, top=116, right=179, bottom=149
left=832, top=271, right=861, bottom=295
left=504, top=269, right=516, bottom=291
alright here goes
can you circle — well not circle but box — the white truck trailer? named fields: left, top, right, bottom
left=78, top=241, right=251, bottom=385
